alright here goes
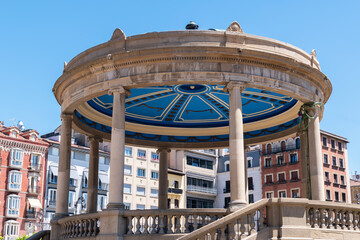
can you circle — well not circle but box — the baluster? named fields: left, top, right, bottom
left=168, top=215, right=173, bottom=234
left=193, top=215, right=199, bottom=230
left=347, top=211, right=353, bottom=230
left=228, top=221, right=236, bottom=240
left=127, top=216, right=133, bottom=234
left=314, top=208, right=320, bottom=228
left=73, top=220, right=77, bottom=237
left=159, top=215, right=165, bottom=234
left=259, top=208, right=265, bottom=230
left=175, top=215, right=182, bottom=233
left=151, top=216, right=157, bottom=234
left=135, top=216, right=141, bottom=234
left=81, top=219, right=86, bottom=236
left=210, top=231, right=217, bottom=240
left=327, top=209, right=334, bottom=229
left=320, top=208, right=326, bottom=228
left=185, top=215, right=190, bottom=233
left=143, top=215, right=149, bottom=234
left=341, top=210, right=346, bottom=230
left=334, top=209, right=340, bottom=229
left=306, top=208, right=311, bottom=226
left=239, top=216, right=246, bottom=236
left=353, top=211, right=358, bottom=230
left=219, top=226, right=227, bottom=240
left=85, top=219, right=90, bottom=236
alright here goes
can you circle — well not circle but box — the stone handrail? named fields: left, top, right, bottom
left=57, top=212, right=100, bottom=239
left=177, top=199, right=269, bottom=240
left=123, top=208, right=227, bottom=235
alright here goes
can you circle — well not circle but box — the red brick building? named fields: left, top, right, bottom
left=261, top=130, right=350, bottom=203
left=0, top=124, right=48, bottom=239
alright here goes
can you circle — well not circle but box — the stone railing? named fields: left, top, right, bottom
left=123, top=208, right=227, bottom=236
left=177, top=199, right=268, bottom=240
left=57, top=212, right=100, bottom=239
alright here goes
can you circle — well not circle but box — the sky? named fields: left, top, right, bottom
left=0, top=1, right=359, bottom=170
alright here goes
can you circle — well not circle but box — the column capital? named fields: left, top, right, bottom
left=225, top=82, right=246, bottom=92
left=300, top=102, right=323, bottom=117
left=108, top=87, right=131, bottom=96
left=87, top=136, right=103, bottom=143
left=60, top=113, right=73, bottom=120
left=156, top=147, right=171, bottom=154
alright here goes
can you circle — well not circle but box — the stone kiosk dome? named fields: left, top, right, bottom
left=50, top=22, right=334, bottom=240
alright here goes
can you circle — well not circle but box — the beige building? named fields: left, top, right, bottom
left=168, top=168, right=185, bottom=208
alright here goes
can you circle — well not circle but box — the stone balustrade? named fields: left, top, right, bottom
left=123, top=208, right=227, bottom=236
left=57, top=212, right=100, bottom=239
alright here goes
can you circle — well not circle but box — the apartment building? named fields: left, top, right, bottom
left=216, top=147, right=262, bottom=208
left=0, top=124, right=48, bottom=239
left=260, top=130, right=351, bottom=203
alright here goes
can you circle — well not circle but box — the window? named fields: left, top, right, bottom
left=332, top=156, right=337, bottom=166
left=248, top=194, right=254, bottom=203
left=137, top=187, right=146, bottom=196
left=69, top=178, right=76, bottom=187
left=83, top=193, right=87, bottom=208
left=187, top=177, right=214, bottom=188
left=333, top=174, right=338, bottom=184
left=290, top=153, right=297, bottom=163
left=331, top=139, right=336, bottom=149
left=4, top=220, right=19, bottom=239
left=150, top=206, right=158, bottom=210
left=295, top=138, right=300, bottom=149
left=325, top=172, right=330, bottom=182
left=99, top=156, right=105, bottom=164
left=291, top=189, right=300, bottom=198
left=224, top=197, right=231, bottom=208
left=225, top=163, right=230, bottom=171
left=136, top=204, right=145, bottom=210
left=278, top=190, right=286, bottom=198
left=338, top=142, right=343, bottom=151
left=7, top=195, right=20, bottom=216
left=137, top=149, right=146, bottom=159
left=281, top=141, right=286, bottom=151
left=324, top=154, right=328, bottom=164
left=98, top=195, right=107, bottom=210
left=10, top=130, right=17, bottom=138
left=248, top=177, right=254, bottom=190
left=247, top=158, right=252, bottom=168
left=124, top=184, right=131, bottom=194
left=85, top=154, right=89, bottom=161
left=277, top=172, right=286, bottom=183
left=125, top=147, right=132, bottom=157
left=151, top=152, right=159, bottom=161
left=124, top=165, right=132, bottom=175
left=335, top=191, right=339, bottom=202
left=174, top=181, right=179, bottom=188
left=265, top=158, right=272, bottom=167
left=277, top=155, right=285, bottom=165
left=69, top=192, right=75, bottom=208
left=11, top=149, right=23, bottom=167
left=151, top=171, right=159, bottom=179
left=137, top=168, right=146, bottom=177
left=51, top=147, right=59, bottom=156
left=265, top=192, right=273, bottom=198
left=150, top=189, right=158, bottom=197
left=186, top=156, right=213, bottom=169
left=8, top=171, right=22, bottom=191
left=168, top=199, right=171, bottom=208
left=83, top=175, right=88, bottom=188
left=175, top=199, right=179, bottom=208
left=342, top=192, right=346, bottom=202
left=290, top=170, right=299, bottom=181
left=322, top=137, right=327, bottom=147
left=124, top=203, right=131, bottom=210
left=48, top=189, right=57, bottom=202
left=266, top=144, right=272, bottom=154
left=265, top=174, right=273, bottom=184
left=224, top=180, right=230, bottom=193
left=340, top=175, right=345, bottom=185
left=326, top=190, right=331, bottom=200
left=339, top=158, right=344, bottom=168
left=30, top=154, right=40, bottom=168
left=187, top=197, right=214, bottom=208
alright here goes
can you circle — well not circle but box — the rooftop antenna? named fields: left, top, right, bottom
left=17, top=121, right=25, bottom=131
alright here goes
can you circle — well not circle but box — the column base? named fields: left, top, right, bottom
left=107, top=202, right=125, bottom=209
left=228, top=200, right=248, bottom=212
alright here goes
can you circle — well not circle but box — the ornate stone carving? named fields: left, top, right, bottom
left=227, top=21, right=243, bottom=33
left=110, top=28, right=126, bottom=41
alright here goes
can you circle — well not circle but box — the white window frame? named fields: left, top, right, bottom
left=265, top=191, right=274, bottom=198
left=325, top=171, right=330, bottom=181
left=124, top=184, right=131, bottom=194
left=265, top=174, right=273, bottom=184
left=326, top=189, right=331, bottom=200
left=151, top=171, right=159, bottom=179
left=98, top=195, right=107, bottom=210
left=332, top=156, right=337, bottom=166
left=247, top=157, right=253, bottom=168
left=290, top=170, right=299, bottom=181
left=291, top=188, right=300, bottom=198
left=125, top=147, right=132, bottom=157
left=4, top=220, right=19, bottom=240
left=124, top=165, right=132, bottom=175
left=278, top=190, right=287, bottom=198
left=48, top=189, right=57, bottom=202
left=137, top=149, right=147, bottom=159
left=68, top=191, right=75, bottom=208
left=124, top=203, right=131, bottom=210
left=339, top=158, right=344, bottom=168
left=10, top=148, right=24, bottom=167
left=333, top=173, right=338, bottom=184
left=264, top=157, right=272, bottom=167
left=322, top=137, right=327, bottom=147
left=277, top=171, right=286, bottom=183
left=151, top=152, right=159, bottom=161
left=340, top=175, right=345, bottom=185
left=136, top=186, right=146, bottom=196
left=7, top=195, right=20, bottom=217
left=136, top=204, right=145, bottom=210
left=323, top=153, right=329, bottom=164
left=8, top=171, right=22, bottom=191
left=289, top=152, right=298, bottom=163
left=137, top=168, right=146, bottom=177
left=224, top=160, right=230, bottom=171
left=276, top=155, right=285, bottom=165
left=334, top=191, right=340, bottom=202
left=150, top=188, right=158, bottom=198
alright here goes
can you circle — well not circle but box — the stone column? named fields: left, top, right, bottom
left=158, top=148, right=170, bottom=209
left=228, top=82, right=247, bottom=209
left=107, top=87, right=127, bottom=209
left=307, top=105, right=325, bottom=201
left=299, top=131, right=310, bottom=198
left=55, top=113, right=73, bottom=218
left=87, top=136, right=101, bottom=213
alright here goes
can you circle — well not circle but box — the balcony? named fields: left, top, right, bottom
left=262, top=144, right=299, bottom=155
left=187, top=185, right=217, bottom=195
left=264, top=181, right=274, bottom=186
left=48, top=200, right=56, bottom=208
left=28, top=186, right=40, bottom=194
left=290, top=178, right=300, bottom=182
left=289, top=160, right=299, bottom=165
left=9, top=159, right=23, bottom=169
left=168, top=188, right=183, bottom=194
left=276, top=162, right=287, bottom=167
left=7, top=183, right=21, bottom=192
left=29, top=164, right=42, bottom=172
left=26, top=211, right=39, bottom=218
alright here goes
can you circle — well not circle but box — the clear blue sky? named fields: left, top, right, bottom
left=1, top=1, right=359, bottom=171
